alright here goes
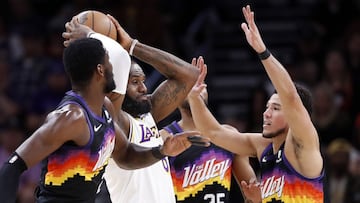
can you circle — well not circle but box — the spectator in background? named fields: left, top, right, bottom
left=344, top=21, right=360, bottom=75
left=0, top=56, right=21, bottom=126
left=296, top=59, right=320, bottom=89
left=0, top=17, right=10, bottom=58
left=325, top=138, right=360, bottom=203
left=311, top=82, right=352, bottom=147
left=0, top=116, right=41, bottom=203
left=8, top=27, right=49, bottom=111
left=310, top=0, right=359, bottom=44
left=22, top=25, right=71, bottom=133
left=26, top=63, right=69, bottom=133
left=5, top=0, right=45, bottom=62
left=351, top=116, right=360, bottom=176
left=343, top=22, right=360, bottom=117
left=321, top=48, right=353, bottom=112
left=295, top=23, right=324, bottom=65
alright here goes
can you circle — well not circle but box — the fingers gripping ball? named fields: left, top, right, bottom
left=77, top=10, right=117, bottom=40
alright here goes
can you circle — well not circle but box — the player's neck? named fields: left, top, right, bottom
left=271, top=133, right=287, bottom=153
left=72, top=88, right=105, bottom=116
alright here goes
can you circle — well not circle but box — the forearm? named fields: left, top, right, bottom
left=115, top=144, right=165, bottom=170
left=131, top=42, right=198, bottom=81
left=260, top=53, right=298, bottom=103
left=232, top=156, right=259, bottom=202
left=189, top=95, right=254, bottom=155
left=188, top=95, right=222, bottom=139
left=232, top=156, right=257, bottom=184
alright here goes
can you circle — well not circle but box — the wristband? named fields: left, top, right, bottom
left=151, top=146, right=166, bottom=160
left=87, top=31, right=95, bottom=38
left=7, top=152, right=27, bottom=171
left=258, top=49, right=271, bottom=60
left=129, top=39, right=138, bottom=56
left=0, top=152, right=27, bottom=202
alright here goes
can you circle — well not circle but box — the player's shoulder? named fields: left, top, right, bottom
left=47, top=103, right=86, bottom=125
left=43, top=103, right=90, bottom=145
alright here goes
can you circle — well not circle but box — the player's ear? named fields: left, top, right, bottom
left=97, top=64, right=105, bottom=76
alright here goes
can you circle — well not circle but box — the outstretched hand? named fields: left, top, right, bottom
left=240, top=5, right=266, bottom=53
left=188, top=56, right=208, bottom=101
left=62, top=16, right=93, bottom=47
left=161, top=131, right=210, bottom=157
left=240, top=178, right=262, bottom=203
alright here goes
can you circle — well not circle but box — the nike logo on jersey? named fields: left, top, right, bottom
left=94, top=124, right=102, bottom=132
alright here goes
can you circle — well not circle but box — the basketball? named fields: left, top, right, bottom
left=77, top=10, right=117, bottom=40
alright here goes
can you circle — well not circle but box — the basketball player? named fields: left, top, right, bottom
left=161, top=57, right=257, bottom=203
left=63, top=15, right=209, bottom=203
left=187, top=5, right=326, bottom=202
left=0, top=23, right=208, bottom=202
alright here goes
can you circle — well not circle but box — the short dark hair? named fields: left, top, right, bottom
left=274, top=83, right=313, bottom=115
left=295, top=83, right=313, bottom=115
left=63, top=38, right=106, bottom=87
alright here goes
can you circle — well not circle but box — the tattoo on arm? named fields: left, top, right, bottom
left=155, top=82, right=186, bottom=106
left=134, top=43, right=188, bottom=78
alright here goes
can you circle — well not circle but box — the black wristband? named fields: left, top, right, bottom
left=7, top=152, right=27, bottom=171
left=0, top=152, right=27, bottom=202
left=258, top=49, right=271, bottom=60
left=151, top=146, right=166, bottom=160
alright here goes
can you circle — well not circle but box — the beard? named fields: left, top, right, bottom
left=122, top=95, right=152, bottom=117
left=262, top=127, right=286, bottom=138
left=104, top=69, right=116, bottom=94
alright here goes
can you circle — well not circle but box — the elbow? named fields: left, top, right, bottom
left=280, top=86, right=300, bottom=105
left=112, top=155, right=136, bottom=170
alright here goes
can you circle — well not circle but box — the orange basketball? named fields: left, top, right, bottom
left=77, top=10, right=117, bottom=40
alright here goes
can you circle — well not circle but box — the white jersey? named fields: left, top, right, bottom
left=104, top=113, right=176, bottom=203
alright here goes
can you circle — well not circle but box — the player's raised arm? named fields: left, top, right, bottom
left=240, top=5, right=322, bottom=178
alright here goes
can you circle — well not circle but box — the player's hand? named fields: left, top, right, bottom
left=107, top=14, right=133, bottom=52
left=161, top=131, right=210, bottom=156
left=240, top=178, right=262, bottom=203
left=240, top=5, right=266, bottom=53
left=62, top=16, right=93, bottom=47
left=188, top=56, right=207, bottom=101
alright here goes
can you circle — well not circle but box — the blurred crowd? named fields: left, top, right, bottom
left=0, top=0, right=359, bottom=202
